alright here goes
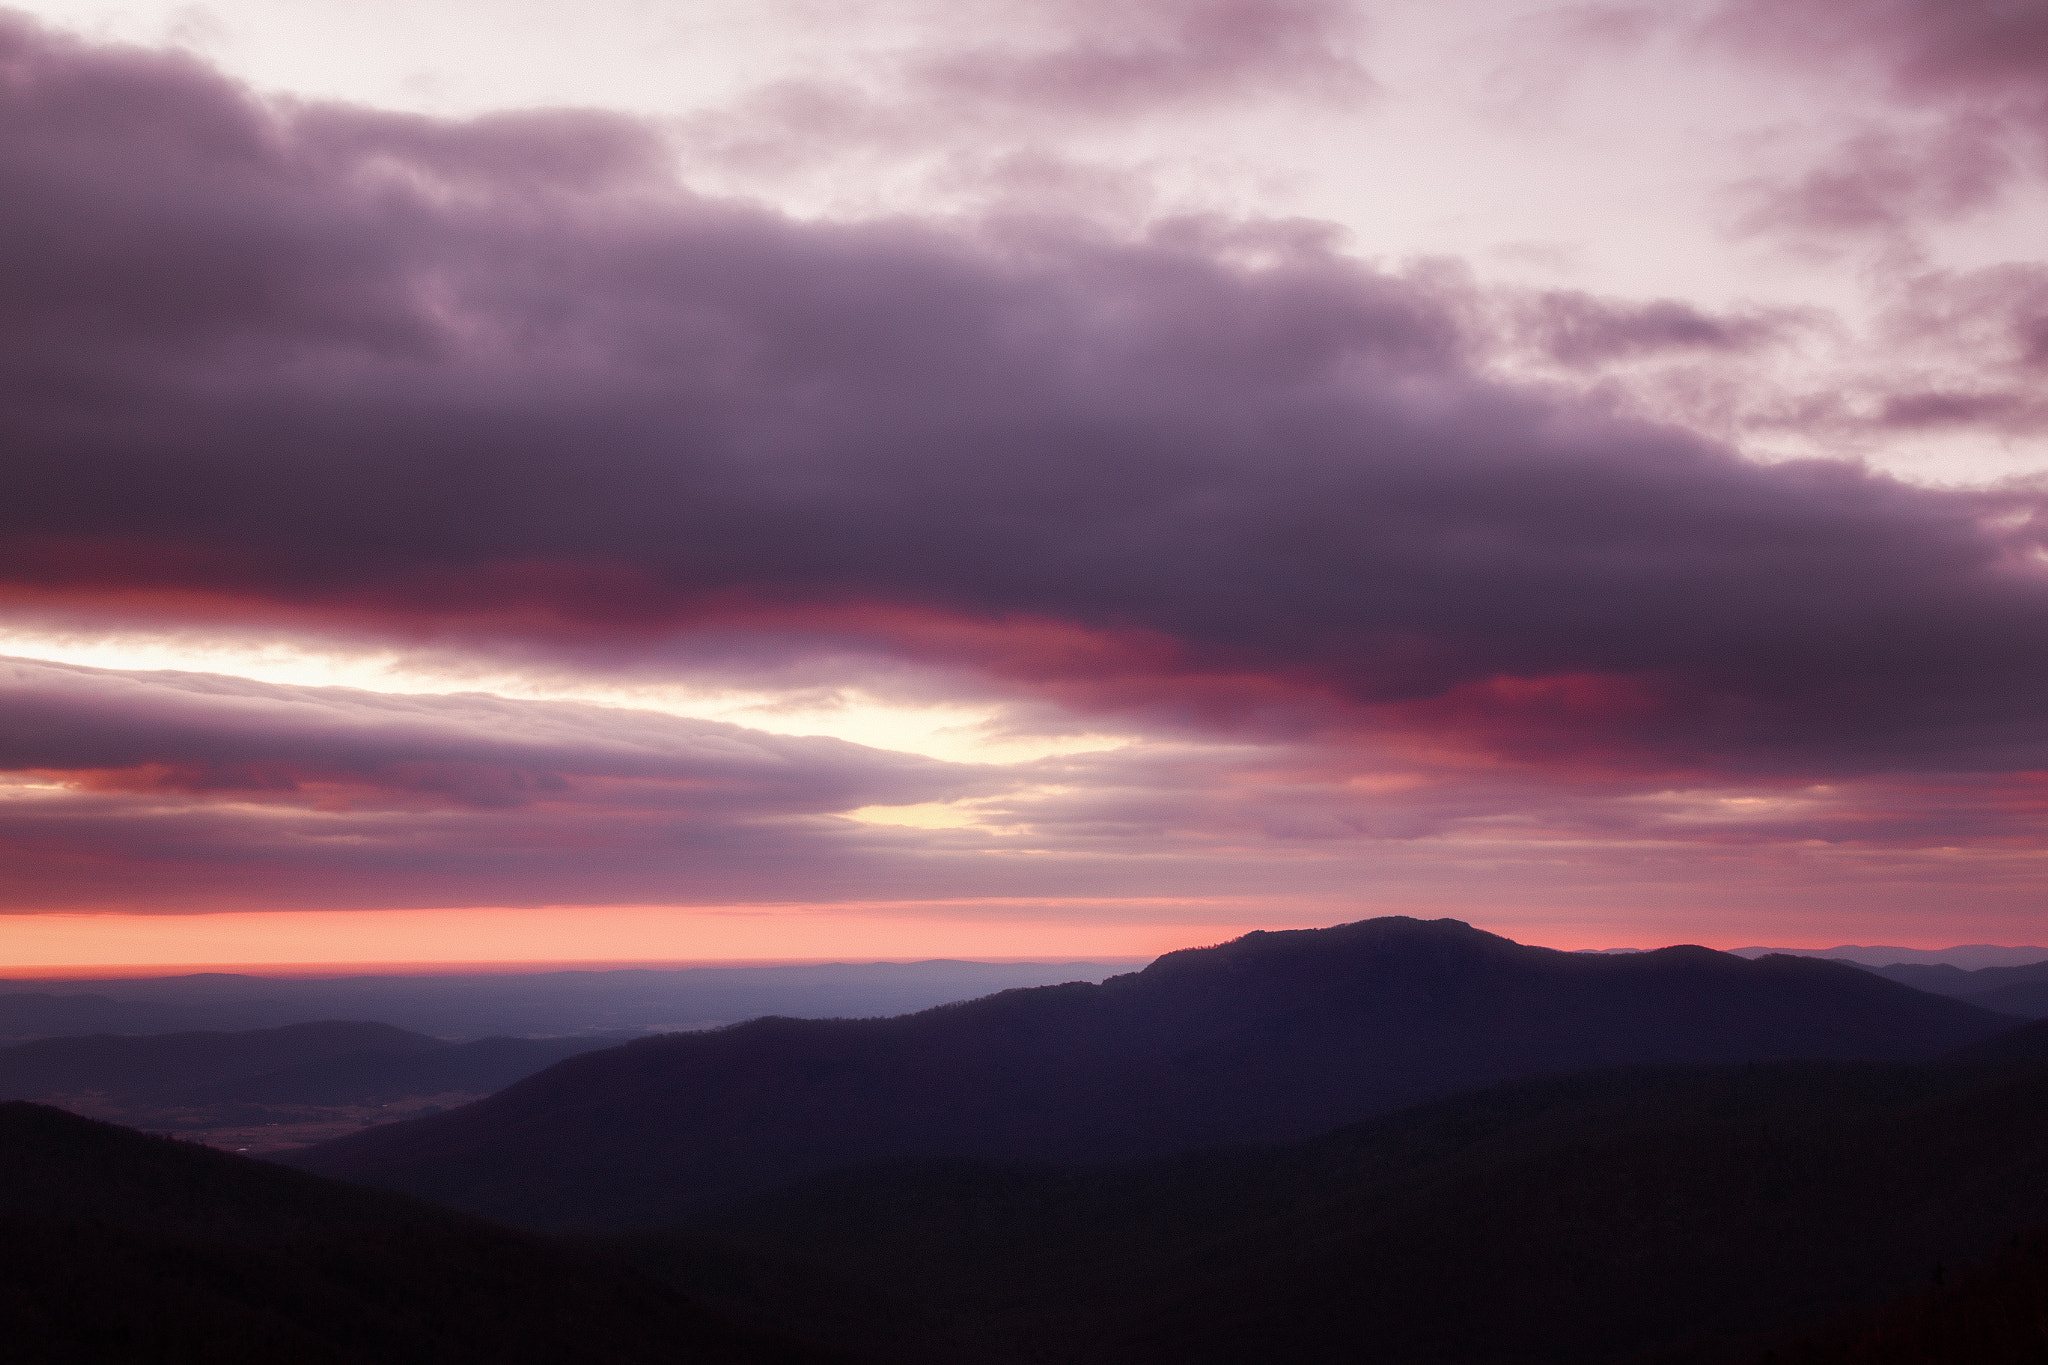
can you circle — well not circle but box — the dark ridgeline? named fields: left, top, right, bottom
left=290, top=917, right=2009, bottom=1228
left=0, top=1102, right=856, bottom=1365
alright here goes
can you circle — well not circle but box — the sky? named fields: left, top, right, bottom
left=2, top=0, right=2046, bottom=966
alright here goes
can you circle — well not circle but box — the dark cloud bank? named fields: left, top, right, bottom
left=4, top=8, right=2048, bottom=911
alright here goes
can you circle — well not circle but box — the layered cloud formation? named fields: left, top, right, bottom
left=2, top=4, right=2045, bottom=948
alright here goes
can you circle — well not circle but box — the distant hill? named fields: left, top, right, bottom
left=0, top=1022, right=636, bottom=1152
left=0, top=959, right=1139, bottom=1040
left=291, top=917, right=2010, bottom=1228
left=666, top=1043, right=2048, bottom=1364
left=0, top=1022, right=442, bottom=1100
left=1959, top=981, right=2048, bottom=1019
left=1867, top=959, right=2048, bottom=996
left=1732, top=944, right=2048, bottom=970
left=0, top=991, right=211, bottom=1040
left=167, top=1035, right=630, bottom=1107
left=0, top=1103, right=850, bottom=1365
left=1858, top=960, right=2048, bottom=1019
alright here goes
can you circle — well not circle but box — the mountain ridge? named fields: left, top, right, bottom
left=291, top=917, right=2009, bottom=1229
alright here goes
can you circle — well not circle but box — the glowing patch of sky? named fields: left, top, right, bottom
left=0, top=900, right=1309, bottom=968
left=0, top=626, right=1129, bottom=764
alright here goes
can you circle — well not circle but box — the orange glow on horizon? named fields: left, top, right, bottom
left=2, top=902, right=2030, bottom=978
left=0, top=900, right=1332, bottom=974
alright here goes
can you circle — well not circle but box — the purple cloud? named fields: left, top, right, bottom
left=1711, top=0, right=2048, bottom=248
left=909, top=0, right=1369, bottom=115
left=4, top=13, right=2048, bottom=795
left=0, top=655, right=979, bottom=810
left=1513, top=291, right=1800, bottom=367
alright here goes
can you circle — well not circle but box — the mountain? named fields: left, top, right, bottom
left=0, top=1022, right=641, bottom=1155
left=664, top=1042, right=2048, bottom=1364
left=0, top=1102, right=854, bottom=1365
left=1732, top=944, right=2048, bottom=969
left=167, top=1034, right=632, bottom=1107
left=0, top=1021, right=442, bottom=1099
left=1958, top=981, right=2048, bottom=1019
left=0, top=990, right=211, bottom=1040
left=1859, top=959, right=2048, bottom=1020
left=292, top=917, right=2010, bottom=1228
left=0, top=960, right=1139, bottom=1040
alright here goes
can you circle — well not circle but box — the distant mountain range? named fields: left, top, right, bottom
left=0, top=1021, right=626, bottom=1109
left=290, top=917, right=2012, bottom=1228
left=1861, top=959, right=2048, bottom=1020
left=1730, top=944, right=2048, bottom=970
left=0, top=960, right=1136, bottom=1041
left=0, top=1103, right=848, bottom=1365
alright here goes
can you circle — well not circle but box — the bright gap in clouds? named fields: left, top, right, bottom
left=0, top=902, right=1301, bottom=971
left=0, top=628, right=1131, bottom=766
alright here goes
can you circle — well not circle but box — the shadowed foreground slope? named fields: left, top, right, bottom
left=668, top=1036, right=2048, bottom=1364
left=1725, top=1221, right=2048, bottom=1365
left=293, top=917, right=2008, bottom=1228
left=0, top=1103, right=854, bottom=1365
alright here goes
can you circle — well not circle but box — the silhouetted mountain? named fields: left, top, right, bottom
left=0, top=1102, right=856, bottom=1365
left=671, top=1040, right=2048, bottom=1364
left=292, top=917, right=2009, bottom=1228
left=0, top=1021, right=440, bottom=1100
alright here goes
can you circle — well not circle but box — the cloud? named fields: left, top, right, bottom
left=0, top=655, right=978, bottom=811
left=904, top=0, right=1370, bottom=116
left=0, top=653, right=1030, bottom=909
left=1510, top=290, right=1801, bottom=367
left=1731, top=119, right=2016, bottom=245
left=1711, top=0, right=2048, bottom=113
left=5, top=12, right=2048, bottom=796
left=1709, top=0, right=2048, bottom=249
left=8, top=655, right=2042, bottom=917
left=668, top=0, right=1369, bottom=206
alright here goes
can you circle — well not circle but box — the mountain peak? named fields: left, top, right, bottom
left=294, top=920, right=2008, bottom=1230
